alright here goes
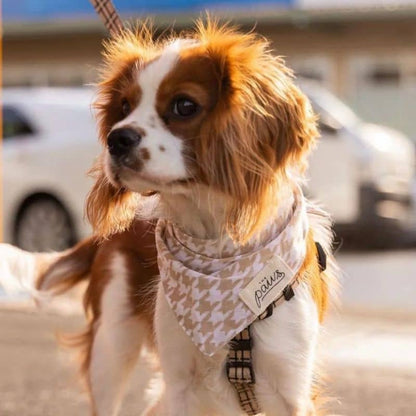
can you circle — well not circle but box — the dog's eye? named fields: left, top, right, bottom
left=121, top=98, right=131, bottom=116
left=172, top=97, right=199, bottom=118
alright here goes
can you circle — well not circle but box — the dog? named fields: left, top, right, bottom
left=0, top=20, right=338, bottom=416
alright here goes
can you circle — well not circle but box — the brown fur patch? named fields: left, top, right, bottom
left=155, top=52, right=221, bottom=177
left=36, top=237, right=99, bottom=293
left=189, top=22, right=318, bottom=243
left=139, top=147, right=151, bottom=161
left=95, top=66, right=143, bottom=142
left=43, top=220, right=158, bottom=408
left=86, top=157, right=141, bottom=238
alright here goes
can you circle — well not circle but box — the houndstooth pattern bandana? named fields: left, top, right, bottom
left=156, top=187, right=309, bottom=356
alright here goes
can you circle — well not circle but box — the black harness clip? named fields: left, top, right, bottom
left=315, top=242, right=327, bottom=272
left=283, top=285, right=295, bottom=301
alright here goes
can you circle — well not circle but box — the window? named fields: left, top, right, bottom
left=295, top=68, right=324, bottom=82
left=289, top=56, right=334, bottom=90
left=366, top=66, right=401, bottom=85
left=2, top=106, right=34, bottom=139
left=348, top=55, right=416, bottom=138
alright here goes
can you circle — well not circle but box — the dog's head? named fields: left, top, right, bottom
left=87, top=20, right=318, bottom=242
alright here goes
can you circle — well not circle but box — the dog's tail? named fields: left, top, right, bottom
left=0, top=237, right=98, bottom=298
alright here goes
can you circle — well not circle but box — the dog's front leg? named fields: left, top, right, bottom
left=153, top=283, right=199, bottom=416
left=253, top=283, right=321, bottom=416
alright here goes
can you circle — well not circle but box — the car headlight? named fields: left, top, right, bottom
left=370, top=153, right=414, bottom=194
left=359, top=124, right=415, bottom=195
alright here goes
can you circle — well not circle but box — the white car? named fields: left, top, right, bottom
left=2, top=86, right=415, bottom=251
left=302, top=81, right=415, bottom=244
left=2, top=88, right=100, bottom=251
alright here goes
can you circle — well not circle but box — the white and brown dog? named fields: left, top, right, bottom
left=0, top=21, right=338, bottom=416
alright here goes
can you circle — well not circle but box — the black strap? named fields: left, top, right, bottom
left=315, top=242, right=327, bottom=272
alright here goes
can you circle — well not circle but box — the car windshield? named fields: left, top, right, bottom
left=299, top=82, right=360, bottom=129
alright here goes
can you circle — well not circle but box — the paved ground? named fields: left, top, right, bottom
left=1, top=306, right=416, bottom=416
left=337, top=248, right=416, bottom=314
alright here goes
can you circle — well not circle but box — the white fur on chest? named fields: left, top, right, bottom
left=154, top=278, right=319, bottom=416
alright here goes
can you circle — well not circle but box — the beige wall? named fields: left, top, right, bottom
left=263, top=18, right=416, bottom=93
left=3, top=33, right=103, bottom=86
left=3, top=18, right=416, bottom=89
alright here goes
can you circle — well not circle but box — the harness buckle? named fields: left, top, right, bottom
left=283, top=285, right=295, bottom=301
left=258, top=303, right=274, bottom=320
left=230, top=337, right=252, bottom=350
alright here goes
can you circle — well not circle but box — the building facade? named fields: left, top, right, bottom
left=3, top=0, right=416, bottom=139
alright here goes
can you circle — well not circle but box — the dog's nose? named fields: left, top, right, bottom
left=107, top=128, right=142, bottom=157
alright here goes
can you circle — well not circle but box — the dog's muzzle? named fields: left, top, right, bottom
left=107, top=128, right=142, bottom=158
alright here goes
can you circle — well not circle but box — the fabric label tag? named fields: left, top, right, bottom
left=239, top=255, right=294, bottom=315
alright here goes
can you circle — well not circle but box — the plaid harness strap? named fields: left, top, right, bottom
left=226, top=242, right=327, bottom=416
left=227, top=326, right=260, bottom=415
left=89, top=0, right=124, bottom=35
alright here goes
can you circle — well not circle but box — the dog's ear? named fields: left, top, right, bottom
left=259, top=82, right=318, bottom=175
left=85, top=158, right=139, bottom=239
left=197, top=20, right=318, bottom=174
left=86, top=29, right=155, bottom=238
left=195, top=21, right=319, bottom=242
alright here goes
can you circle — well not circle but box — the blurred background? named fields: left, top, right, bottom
left=1, top=1, right=416, bottom=415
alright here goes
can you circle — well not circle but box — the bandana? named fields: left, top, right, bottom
left=156, top=187, right=309, bottom=356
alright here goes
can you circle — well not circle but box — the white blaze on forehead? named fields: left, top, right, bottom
left=113, top=40, right=190, bottom=183
left=113, top=40, right=181, bottom=129
left=137, top=41, right=182, bottom=113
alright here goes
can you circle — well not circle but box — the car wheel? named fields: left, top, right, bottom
left=15, top=196, right=76, bottom=252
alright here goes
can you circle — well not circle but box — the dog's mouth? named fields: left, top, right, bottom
left=110, top=162, right=195, bottom=194
left=138, top=178, right=196, bottom=195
